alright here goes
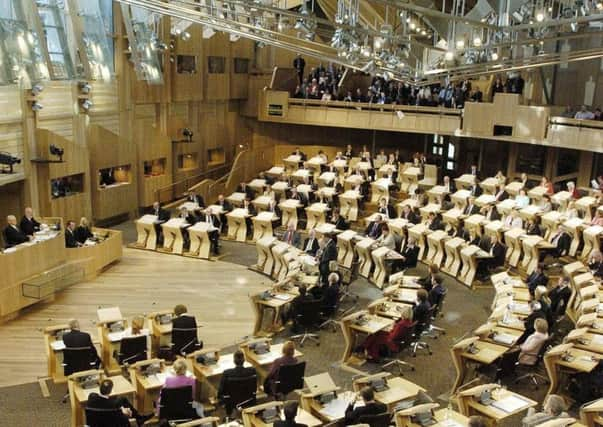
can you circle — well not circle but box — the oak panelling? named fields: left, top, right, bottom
left=240, top=74, right=272, bottom=117
left=64, top=228, right=122, bottom=280
left=230, top=38, right=253, bottom=99
left=171, top=25, right=203, bottom=102
left=203, top=32, right=231, bottom=100
left=90, top=81, right=119, bottom=115
left=135, top=119, right=173, bottom=207
left=0, top=181, right=25, bottom=233
left=88, top=125, right=138, bottom=221
left=0, top=122, right=25, bottom=175
left=548, top=120, right=603, bottom=153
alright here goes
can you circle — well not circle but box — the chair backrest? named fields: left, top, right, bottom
left=296, top=299, right=323, bottom=327
left=274, top=361, right=306, bottom=396
left=172, top=328, right=199, bottom=356
left=118, top=335, right=148, bottom=365
left=85, top=407, right=130, bottom=427
left=158, top=385, right=196, bottom=422
left=63, top=346, right=97, bottom=376
left=358, top=412, right=391, bottom=427
left=221, top=374, right=257, bottom=415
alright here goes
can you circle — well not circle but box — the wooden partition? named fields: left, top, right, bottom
left=171, top=25, right=204, bottom=102
left=88, top=125, right=138, bottom=221
left=270, top=67, right=298, bottom=94
left=230, top=38, right=253, bottom=99
left=204, top=32, right=231, bottom=100
left=0, top=86, right=25, bottom=179
left=548, top=117, right=603, bottom=153
left=257, top=90, right=462, bottom=135
left=65, top=228, right=123, bottom=280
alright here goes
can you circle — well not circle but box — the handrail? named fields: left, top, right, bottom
left=549, top=116, right=603, bottom=130
left=154, top=163, right=233, bottom=204
left=287, top=97, right=463, bottom=116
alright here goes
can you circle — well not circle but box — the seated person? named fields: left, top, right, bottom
left=375, top=224, right=395, bottom=250
left=468, top=416, right=487, bottom=427
left=186, top=190, right=205, bottom=208
left=377, top=197, right=396, bottom=219
left=497, top=318, right=549, bottom=379
left=63, top=318, right=100, bottom=371
left=418, top=264, right=439, bottom=292
left=412, top=289, right=431, bottom=328
left=525, top=217, right=543, bottom=237
left=463, top=197, right=479, bottom=216
left=522, top=394, right=567, bottom=427
left=344, top=386, right=387, bottom=425
left=548, top=277, right=571, bottom=318
left=237, top=182, right=255, bottom=199
left=539, top=194, right=552, bottom=213
left=504, top=209, right=523, bottom=229
left=487, top=234, right=506, bottom=270
left=172, top=304, right=202, bottom=355
left=330, top=209, right=349, bottom=230
left=526, top=263, right=548, bottom=297
left=65, top=220, right=82, bottom=248
left=117, top=316, right=149, bottom=363
left=515, top=189, right=530, bottom=208
left=400, top=205, right=419, bottom=224
left=217, top=350, right=257, bottom=402
left=88, top=379, right=149, bottom=426
left=311, top=272, right=340, bottom=316
left=282, top=221, right=301, bottom=247
left=3, top=215, right=31, bottom=247
left=482, top=203, right=500, bottom=221
left=263, top=341, right=298, bottom=395
left=549, top=224, right=571, bottom=257
left=361, top=305, right=413, bottom=361
left=494, top=185, right=508, bottom=202
left=588, top=250, right=603, bottom=277
left=517, top=301, right=546, bottom=344
left=449, top=219, right=470, bottom=241
left=20, top=207, right=41, bottom=237
left=396, top=237, right=419, bottom=271
left=201, top=207, right=221, bottom=255
left=365, top=214, right=384, bottom=239
left=426, top=212, right=444, bottom=231
left=427, top=275, right=446, bottom=312
left=302, top=229, right=319, bottom=255
left=215, top=194, right=232, bottom=212
left=288, top=284, right=317, bottom=329
left=157, top=358, right=203, bottom=417
left=75, top=217, right=94, bottom=244
left=288, top=187, right=307, bottom=206
left=275, top=401, right=308, bottom=427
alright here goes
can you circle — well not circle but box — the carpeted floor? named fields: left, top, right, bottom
left=0, top=220, right=561, bottom=426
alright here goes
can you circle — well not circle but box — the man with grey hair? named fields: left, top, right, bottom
left=20, top=207, right=41, bottom=237
left=522, top=394, right=568, bottom=426
left=62, top=319, right=100, bottom=374
left=3, top=215, right=31, bottom=248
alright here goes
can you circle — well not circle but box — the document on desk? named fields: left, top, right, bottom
left=592, top=334, right=603, bottom=345
left=274, top=294, right=293, bottom=301
left=51, top=340, right=66, bottom=351
left=490, top=395, right=530, bottom=413
left=440, top=420, right=465, bottom=427
left=319, top=391, right=355, bottom=420
left=493, top=333, right=516, bottom=346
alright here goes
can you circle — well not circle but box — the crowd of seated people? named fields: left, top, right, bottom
left=561, top=104, right=603, bottom=120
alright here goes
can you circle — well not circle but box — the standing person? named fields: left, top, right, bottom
left=293, top=54, right=305, bottom=84
left=318, top=233, right=337, bottom=285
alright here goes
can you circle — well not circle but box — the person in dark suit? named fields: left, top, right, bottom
left=317, top=272, right=340, bottom=315
left=482, top=203, right=501, bottom=221
left=494, top=185, right=509, bottom=202
left=548, top=276, right=572, bottom=317
left=397, top=237, right=419, bottom=271
left=463, top=197, right=479, bottom=216
left=549, top=225, right=571, bottom=257
left=288, top=187, right=307, bottom=207
left=151, top=201, right=171, bottom=245
left=275, top=400, right=308, bottom=427
left=487, top=234, right=506, bottom=269
left=426, top=212, right=444, bottom=231
left=400, top=205, right=419, bottom=224
left=237, top=182, right=255, bottom=199
left=3, top=215, right=31, bottom=247
left=428, top=275, right=446, bottom=314
left=65, top=220, right=81, bottom=248
left=517, top=301, right=546, bottom=344
left=588, top=251, right=603, bottom=277
left=526, top=217, right=543, bottom=237
left=20, top=207, right=41, bottom=236
left=450, top=219, right=470, bottom=241
left=63, top=319, right=100, bottom=372
left=282, top=222, right=301, bottom=248
left=215, top=194, right=232, bottom=213
left=526, top=263, right=548, bottom=297
left=291, top=147, right=307, bottom=161
left=412, top=289, right=432, bottom=327
left=186, top=190, right=205, bottom=208
left=344, top=144, right=354, bottom=159
left=302, top=229, right=319, bottom=255
left=377, top=198, right=396, bottom=219
left=442, top=176, right=456, bottom=193
left=330, top=209, right=349, bottom=230
left=87, top=379, right=149, bottom=426
left=468, top=182, right=482, bottom=197
left=74, top=217, right=94, bottom=244
left=217, top=350, right=257, bottom=401
left=418, top=264, right=439, bottom=292
left=201, top=207, right=221, bottom=255
left=171, top=304, right=202, bottom=356
left=365, top=215, right=384, bottom=239
left=344, top=386, right=387, bottom=426
left=318, top=235, right=338, bottom=285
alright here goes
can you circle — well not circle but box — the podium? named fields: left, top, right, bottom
left=378, top=163, right=397, bottom=179
left=265, top=166, right=285, bottom=178
left=248, top=179, right=267, bottom=194
left=541, top=210, right=563, bottom=240
left=519, top=204, right=542, bottom=223
left=418, top=203, right=441, bottom=221
left=252, top=211, right=277, bottom=241
left=161, top=218, right=190, bottom=254
left=292, top=168, right=312, bottom=185
left=521, top=235, right=553, bottom=273
left=552, top=190, right=572, bottom=212
left=272, top=181, right=290, bottom=200
left=371, top=246, right=397, bottom=288
left=296, top=183, right=314, bottom=201
left=44, top=324, right=71, bottom=383
left=442, top=207, right=463, bottom=229
left=371, top=178, right=391, bottom=203
left=388, top=218, right=409, bottom=246
left=496, top=198, right=517, bottom=217
left=271, top=242, right=291, bottom=280
left=306, top=155, right=326, bottom=175
left=255, top=236, right=278, bottom=275
left=475, top=194, right=497, bottom=207
left=564, top=217, right=585, bottom=257
left=484, top=220, right=504, bottom=241
left=344, top=174, right=364, bottom=191
left=279, top=199, right=302, bottom=229
left=459, top=245, right=483, bottom=287
left=356, top=237, right=376, bottom=278
left=187, top=222, right=213, bottom=259
left=337, top=229, right=357, bottom=268
left=331, top=158, right=348, bottom=172
left=318, top=171, right=337, bottom=187
left=283, top=154, right=302, bottom=174
left=426, top=230, right=449, bottom=267
left=339, top=190, right=361, bottom=221
left=582, top=225, right=603, bottom=261
left=305, top=203, right=330, bottom=231
left=504, top=227, right=525, bottom=268
left=465, top=214, right=486, bottom=236
left=454, top=174, right=476, bottom=190
left=400, top=166, right=421, bottom=194
left=226, top=192, right=246, bottom=208
left=505, top=181, right=524, bottom=197
left=226, top=208, right=251, bottom=242
left=480, top=177, right=500, bottom=195
left=528, top=185, right=547, bottom=202
left=253, top=195, right=273, bottom=212
left=576, top=196, right=597, bottom=221
left=317, top=187, right=338, bottom=205
left=315, top=222, right=337, bottom=238
left=408, top=223, right=430, bottom=261
left=442, top=237, right=465, bottom=277
left=135, top=214, right=159, bottom=250
left=426, top=185, right=449, bottom=204
left=451, top=189, right=471, bottom=210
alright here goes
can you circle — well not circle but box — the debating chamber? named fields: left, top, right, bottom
left=2, top=0, right=603, bottom=426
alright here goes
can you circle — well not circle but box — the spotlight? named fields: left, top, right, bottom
left=445, top=51, right=455, bottom=61
left=361, top=44, right=371, bottom=57
left=182, top=128, right=193, bottom=142
left=81, top=99, right=93, bottom=111
left=536, top=12, right=545, bottom=22
left=202, top=27, right=215, bottom=39
left=78, top=82, right=91, bottom=94
left=473, top=37, right=482, bottom=47
left=50, top=144, right=64, bottom=162
left=229, top=34, right=240, bottom=42
left=456, top=40, right=465, bottom=49
left=31, top=101, right=43, bottom=112
left=0, top=152, right=21, bottom=174
left=598, top=1, right=603, bottom=10
left=409, top=22, right=416, bottom=30
left=491, top=52, right=499, bottom=61
left=31, top=84, right=44, bottom=96
left=180, top=31, right=191, bottom=41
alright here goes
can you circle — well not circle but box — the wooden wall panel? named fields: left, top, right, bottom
left=171, top=25, right=203, bottom=102
left=135, top=118, right=173, bottom=206
left=230, top=38, right=253, bottom=99
left=203, top=32, right=231, bottom=100
left=0, top=182, right=25, bottom=234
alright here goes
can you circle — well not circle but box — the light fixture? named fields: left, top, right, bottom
left=0, top=152, right=21, bottom=174
left=31, top=101, right=43, bottom=112
left=50, top=144, right=64, bottom=162
left=180, top=31, right=191, bottom=41
left=536, top=12, right=544, bottom=22
left=31, top=84, right=44, bottom=96
left=409, top=22, right=416, bottom=30
left=473, top=37, right=482, bottom=47
left=491, top=51, right=499, bottom=61
left=202, top=27, right=215, bottom=39
left=78, top=82, right=91, bottom=94
left=229, top=33, right=240, bottom=42
left=81, top=99, right=93, bottom=111
left=456, top=40, right=465, bottom=49
left=445, top=51, right=455, bottom=61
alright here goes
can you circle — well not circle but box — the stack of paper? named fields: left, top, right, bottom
left=490, top=395, right=529, bottom=413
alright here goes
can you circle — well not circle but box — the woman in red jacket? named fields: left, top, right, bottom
left=362, top=305, right=414, bottom=361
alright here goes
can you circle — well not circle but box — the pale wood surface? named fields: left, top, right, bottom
left=0, top=248, right=267, bottom=388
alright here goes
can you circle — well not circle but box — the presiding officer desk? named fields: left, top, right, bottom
left=65, top=227, right=123, bottom=280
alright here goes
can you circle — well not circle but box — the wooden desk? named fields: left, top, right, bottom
left=401, top=167, right=422, bottom=194
left=408, top=223, right=430, bottom=261
left=442, top=237, right=466, bottom=277
left=371, top=246, right=399, bottom=289
left=147, top=310, right=173, bottom=357
left=242, top=401, right=321, bottom=427
left=544, top=343, right=600, bottom=399
left=368, top=299, right=413, bottom=319
left=240, top=341, right=303, bottom=380
left=339, top=190, right=362, bottom=221
left=284, top=155, right=302, bottom=174
left=427, top=185, right=450, bottom=205
left=44, top=324, right=70, bottom=383
left=187, top=222, right=213, bottom=259
left=305, top=203, right=330, bottom=231
left=252, top=212, right=278, bottom=242
left=576, top=196, right=597, bottom=222
left=271, top=243, right=291, bottom=280
left=161, top=218, right=191, bottom=254
left=582, top=225, right=603, bottom=262
left=480, top=177, right=500, bottom=195
left=227, top=192, right=247, bottom=208
left=353, top=373, right=425, bottom=413
left=484, top=220, right=504, bottom=242
left=227, top=208, right=252, bottom=242
left=504, top=228, right=525, bottom=268
left=253, top=196, right=274, bottom=213
left=395, top=407, right=470, bottom=427
left=337, top=230, right=357, bottom=269
left=426, top=230, right=449, bottom=267
left=521, top=235, right=555, bottom=273
left=340, top=311, right=394, bottom=365
left=265, top=166, right=285, bottom=178
left=250, top=291, right=295, bottom=336
left=279, top=199, right=302, bottom=229
left=272, top=181, right=290, bottom=201
left=135, top=214, right=159, bottom=250
left=292, top=169, right=312, bottom=185
left=580, top=398, right=603, bottom=427
left=318, top=171, right=337, bottom=187
left=541, top=211, right=564, bottom=240
left=255, top=236, right=278, bottom=276
left=465, top=214, right=486, bottom=236
left=458, top=245, right=491, bottom=288
left=442, top=207, right=464, bottom=229
left=356, top=237, right=376, bottom=278
left=457, top=385, right=536, bottom=426
left=68, top=370, right=135, bottom=427
left=528, top=186, right=548, bottom=202
left=450, top=337, right=508, bottom=393
left=564, top=217, right=585, bottom=257
left=248, top=179, right=267, bottom=194
left=455, top=174, right=476, bottom=190
left=372, top=178, right=392, bottom=203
